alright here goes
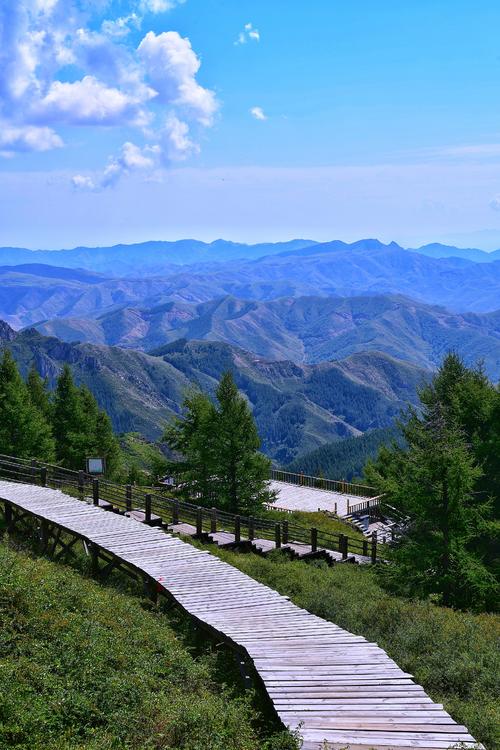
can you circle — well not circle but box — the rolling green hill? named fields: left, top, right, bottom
left=0, top=322, right=427, bottom=464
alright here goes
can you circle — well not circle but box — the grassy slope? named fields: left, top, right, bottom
left=0, top=540, right=297, bottom=750
left=191, top=544, right=500, bottom=750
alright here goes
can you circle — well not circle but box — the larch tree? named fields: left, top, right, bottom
left=0, top=350, right=55, bottom=461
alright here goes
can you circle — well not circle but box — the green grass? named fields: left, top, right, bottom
left=0, top=538, right=298, bottom=750
left=190, top=543, right=500, bottom=750
left=262, top=508, right=366, bottom=542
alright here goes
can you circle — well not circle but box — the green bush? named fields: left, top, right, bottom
left=0, top=541, right=298, bottom=750
left=202, top=546, right=500, bottom=750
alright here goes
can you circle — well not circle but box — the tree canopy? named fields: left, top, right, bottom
left=365, top=353, right=499, bottom=612
left=164, top=372, right=274, bottom=514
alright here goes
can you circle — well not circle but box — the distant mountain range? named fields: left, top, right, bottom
left=0, top=322, right=426, bottom=464
left=33, top=294, right=500, bottom=380
left=0, top=238, right=499, bottom=275
left=0, top=239, right=317, bottom=275
left=2, top=240, right=500, bottom=335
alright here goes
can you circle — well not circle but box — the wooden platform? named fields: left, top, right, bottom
left=0, top=480, right=479, bottom=750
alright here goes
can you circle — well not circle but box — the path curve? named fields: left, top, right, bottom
left=0, top=481, right=479, bottom=750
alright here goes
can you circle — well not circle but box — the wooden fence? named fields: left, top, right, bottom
left=0, top=454, right=379, bottom=563
left=270, top=468, right=378, bottom=497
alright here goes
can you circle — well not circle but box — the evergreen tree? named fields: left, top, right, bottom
left=365, top=354, right=498, bottom=612
left=26, top=367, right=52, bottom=419
left=163, top=390, right=217, bottom=503
left=94, top=410, right=122, bottom=479
left=0, top=350, right=55, bottom=461
left=212, top=372, right=274, bottom=514
left=52, top=365, right=87, bottom=470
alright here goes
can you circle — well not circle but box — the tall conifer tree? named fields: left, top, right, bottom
left=0, top=351, right=55, bottom=460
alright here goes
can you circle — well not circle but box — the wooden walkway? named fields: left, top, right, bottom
left=0, top=481, right=479, bottom=750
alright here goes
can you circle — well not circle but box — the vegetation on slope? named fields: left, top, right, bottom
left=286, top=425, right=403, bottom=480
left=196, top=544, right=500, bottom=750
left=0, top=540, right=297, bottom=750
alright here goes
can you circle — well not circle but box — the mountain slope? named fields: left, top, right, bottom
left=286, top=426, right=404, bottom=481
left=0, top=323, right=426, bottom=463
left=35, top=294, right=500, bottom=380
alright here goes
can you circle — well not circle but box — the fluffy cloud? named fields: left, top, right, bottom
left=250, top=106, right=267, bottom=121
left=138, top=31, right=218, bottom=126
left=235, top=22, right=260, bottom=45
left=34, top=76, right=154, bottom=125
left=489, top=195, right=500, bottom=212
left=0, top=123, right=63, bottom=155
left=0, top=0, right=218, bottom=186
left=73, top=141, right=158, bottom=191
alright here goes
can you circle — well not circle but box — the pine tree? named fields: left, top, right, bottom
left=212, top=372, right=274, bottom=514
left=0, top=350, right=55, bottom=461
left=26, top=367, right=52, bottom=419
left=51, top=365, right=89, bottom=470
left=94, top=410, right=122, bottom=479
left=365, top=355, right=498, bottom=612
left=163, top=390, right=217, bottom=503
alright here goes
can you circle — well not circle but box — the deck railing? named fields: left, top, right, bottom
left=271, top=468, right=378, bottom=498
left=0, top=454, right=380, bottom=563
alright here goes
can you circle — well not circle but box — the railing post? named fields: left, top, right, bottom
left=248, top=517, right=255, bottom=541
left=210, top=507, right=217, bottom=533
left=371, top=531, right=377, bottom=564
left=234, top=515, right=241, bottom=543
left=341, top=534, right=348, bottom=559
left=78, top=470, right=84, bottom=499
left=311, top=527, right=317, bottom=553
left=172, top=499, right=179, bottom=525
left=275, top=523, right=281, bottom=549
left=92, top=479, right=99, bottom=506
left=4, top=501, right=12, bottom=530
left=282, top=520, right=289, bottom=545
left=125, top=484, right=132, bottom=513
left=363, top=539, right=368, bottom=556
left=145, top=494, right=152, bottom=523
left=31, top=458, right=37, bottom=480
left=196, top=506, right=203, bottom=536
left=40, top=466, right=47, bottom=487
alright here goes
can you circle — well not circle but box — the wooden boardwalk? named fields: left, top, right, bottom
left=0, top=480, right=479, bottom=750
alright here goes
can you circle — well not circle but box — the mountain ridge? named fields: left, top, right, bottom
left=33, top=293, right=500, bottom=380
left=0, top=321, right=427, bottom=464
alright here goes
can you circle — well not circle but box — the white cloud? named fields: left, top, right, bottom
left=0, top=123, right=63, bottom=154
left=489, top=195, right=500, bottom=212
left=73, top=140, right=158, bottom=191
left=250, top=106, right=267, bottom=121
left=161, top=115, right=199, bottom=161
left=0, top=0, right=218, bottom=181
left=235, top=22, right=260, bottom=45
left=138, top=30, right=218, bottom=126
left=34, top=75, right=155, bottom=125
left=101, top=14, right=141, bottom=38
left=140, top=0, right=185, bottom=13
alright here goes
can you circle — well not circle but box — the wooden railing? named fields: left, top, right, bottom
left=0, top=454, right=379, bottom=562
left=271, top=469, right=378, bottom=498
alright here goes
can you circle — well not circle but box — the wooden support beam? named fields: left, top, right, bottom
left=234, top=515, right=241, bottom=544
left=275, top=523, right=281, bottom=549
left=196, top=506, right=203, bottom=537
left=311, top=527, right=318, bottom=553
left=210, top=507, right=217, bottom=533
left=282, top=520, right=289, bottom=545
left=125, top=484, right=132, bottom=513
left=92, top=479, right=99, bottom=506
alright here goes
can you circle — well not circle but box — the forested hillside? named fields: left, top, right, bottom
left=0, top=323, right=426, bottom=463
left=287, top=426, right=403, bottom=480
left=34, top=294, right=500, bottom=379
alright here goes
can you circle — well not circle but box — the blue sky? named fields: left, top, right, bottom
left=2, top=0, right=500, bottom=249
